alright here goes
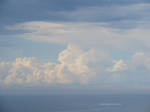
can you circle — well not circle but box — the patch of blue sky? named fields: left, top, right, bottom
left=0, top=35, right=66, bottom=62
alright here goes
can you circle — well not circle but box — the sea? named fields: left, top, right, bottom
left=0, top=94, right=150, bottom=112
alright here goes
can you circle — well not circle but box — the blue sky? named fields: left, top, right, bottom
left=1, top=0, right=150, bottom=94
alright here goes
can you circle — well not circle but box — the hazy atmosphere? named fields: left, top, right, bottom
left=1, top=0, right=150, bottom=94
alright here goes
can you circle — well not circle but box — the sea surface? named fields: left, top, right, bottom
left=0, top=94, right=150, bottom=112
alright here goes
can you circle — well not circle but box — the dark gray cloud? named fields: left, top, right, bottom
left=1, top=0, right=150, bottom=46
left=0, top=0, right=150, bottom=25
left=0, top=0, right=150, bottom=35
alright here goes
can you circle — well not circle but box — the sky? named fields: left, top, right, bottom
left=1, top=0, right=150, bottom=94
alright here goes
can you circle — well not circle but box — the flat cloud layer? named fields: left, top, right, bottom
left=6, top=21, right=150, bottom=52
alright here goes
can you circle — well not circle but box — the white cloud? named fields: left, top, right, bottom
left=6, top=20, right=150, bottom=52
left=1, top=46, right=150, bottom=86
left=107, top=60, right=127, bottom=72
left=0, top=45, right=108, bottom=85
left=129, top=52, right=150, bottom=70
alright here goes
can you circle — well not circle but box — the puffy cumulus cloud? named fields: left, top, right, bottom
left=107, top=60, right=128, bottom=72
left=0, top=45, right=109, bottom=85
left=2, top=45, right=150, bottom=86
left=104, top=52, right=150, bottom=85
left=0, top=57, right=56, bottom=84
left=6, top=21, right=150, bottom=52
left=123, top=52, right=150, bottom=84
left=129, top=52, right=150, bottom=70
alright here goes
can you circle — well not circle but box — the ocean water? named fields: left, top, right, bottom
left=0, top=94, right=150, bottom=112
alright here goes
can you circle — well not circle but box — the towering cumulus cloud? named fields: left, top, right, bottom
left=1, top=45, right=150, bottom=87
left=0, top=45, right=106, bottom=85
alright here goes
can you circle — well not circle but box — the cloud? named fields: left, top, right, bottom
left=65, top=3, right=150, bottom=22
left=1, top=45, right=150, bottom=87
left=6, top=21, right=150, bottom=52
left=129, top=52, right=150, bottom=70
left=0, top=45, right=108, bottom=85
left=1, top=1, right=150, bottom=28
left=107, top=60, right=127, bottom=72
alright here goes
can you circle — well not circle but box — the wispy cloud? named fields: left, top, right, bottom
left=6, top=21, right=150, bottom=52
